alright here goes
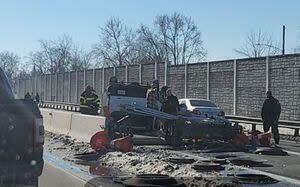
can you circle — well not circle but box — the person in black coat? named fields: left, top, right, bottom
left=162, top=89, right=179, bottom=115
left=261, top=91, right=281, bottom=144
left=35, top=93, right=40, bottom=103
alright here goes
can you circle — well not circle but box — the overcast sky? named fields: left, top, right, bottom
left=0, top=0, right=299, bottom=61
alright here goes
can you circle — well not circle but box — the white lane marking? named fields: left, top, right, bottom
left=44, top=161, right=88, bottom=184
left=44, top=151, right=93, bottom=183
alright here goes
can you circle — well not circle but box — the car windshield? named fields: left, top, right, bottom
left=190, top=100, right=217, bottom=107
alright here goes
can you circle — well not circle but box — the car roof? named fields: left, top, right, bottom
left=179, top=98, right=212, bottom=102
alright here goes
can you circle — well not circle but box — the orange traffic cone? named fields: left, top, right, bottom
left=232, top=133, right=249, bottom=148
left=111, top=136, right=133, bottom=153
left=90, top=130, right=111, bottom=152
left=258, top=132, right=272, bottom=146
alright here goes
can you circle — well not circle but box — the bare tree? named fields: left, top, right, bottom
left=29, top=34, right=93, bottom=74
left=137, top=13, right=206, bottom=65
left=136, top=25, right=165, bottom=64
left=0, top=51, right=20, bottom=80
left=235, top=29, right=281, bottom=58
left=70, top=47, right=93, bottom=71
left=93, top=17, right=137, bottom=67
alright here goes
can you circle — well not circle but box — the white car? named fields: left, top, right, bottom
left=179, top=98, right=225, bottom=118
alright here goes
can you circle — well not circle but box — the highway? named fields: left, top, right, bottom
left=39, top=162, right=86, bottom=187
left=39, top=154, right=123, bottom=187
left=39, top=139, right=300, bottom=187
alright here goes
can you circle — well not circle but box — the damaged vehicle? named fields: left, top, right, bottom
left=102, top=82, right=241, bottom=146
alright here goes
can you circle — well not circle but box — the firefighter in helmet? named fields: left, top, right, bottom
left=80, top=85, right=100, bottom=115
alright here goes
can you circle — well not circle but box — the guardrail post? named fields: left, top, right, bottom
left=113, top=66, right=116, bottom=76
left=184, top=63, right=188, bottom=98
left=251, top=124, right=256, bottom=131
left=164, top=61, right=168, bottom=86
left=294, top=129, right=299, bottom=137
left=265, top=56, right=269, bottom=92
left=125, top=65, right=128, bottom=83
left=206, top=62, right=210, bottom=100
left=233, top=59, right=237, bottom=115
left=139, top=64, right=142, bottom=84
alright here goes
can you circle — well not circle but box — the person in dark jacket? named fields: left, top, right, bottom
left=161, top=89, right=179, bottom=137
left=146, top=80, right=160, bottom=110
left=162, top=89, right=179, bottom=115
left=35, top=93, right=40, bottom=103
left=24, top=92, right=31, bottom=100
left=80, top=85, right=100, bottom=115
left=261, top=91, right=281, bottom=144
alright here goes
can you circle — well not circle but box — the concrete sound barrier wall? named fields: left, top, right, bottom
left=40, top=108, right=105, bottom=142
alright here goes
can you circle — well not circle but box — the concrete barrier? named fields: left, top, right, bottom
left=41, top=108, right=53, bottom=132
left=51, top=110, right=72, bottom=135
left=69, top=113, right=105, bottom=142
left=41, top=108, right=105, bottom=142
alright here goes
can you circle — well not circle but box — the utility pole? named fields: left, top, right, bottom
left=282, top=25, right=285, bottom=55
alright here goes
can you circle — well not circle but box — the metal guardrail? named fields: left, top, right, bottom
left=226, top=115, right=300, bottom=136
left=38, top=101, right=300, bottom=137
left=38, top=101, right=80, bottom=112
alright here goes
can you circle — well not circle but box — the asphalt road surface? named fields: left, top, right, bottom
left=39, top=160, right=123, bottom=187
left=41, top=134, right=300, bottom=187
left=39, top=161, right=86, bottom=187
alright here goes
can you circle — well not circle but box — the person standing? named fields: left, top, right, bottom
left=161, top=89, right=179, bottom=137
left=261, top=91, right=281, bottom=145
left=35, top=93, right=40, bottom=103
left=162, top=89, right=179, bottom=115
left=24, top=92, right=31, bottom=100
left=80, top=85, right=100, bottom=115
left=146, top=80, right=160, bottom=132
left=146, top=80, right=160, bottom=110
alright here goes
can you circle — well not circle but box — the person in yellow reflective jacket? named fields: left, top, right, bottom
left=80, top=85, right=100, bottom=115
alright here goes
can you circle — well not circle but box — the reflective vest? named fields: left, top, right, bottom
left=80, top=91, right=100, bottom=109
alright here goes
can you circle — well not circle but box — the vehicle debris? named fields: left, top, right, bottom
left=254, top=147, right=289, bottom=156
left=169, top=157, right=196, bottom=164
left=192, top=163, right=225, bottom=172
left=122, top=174, right=186, bottom=187
left=227, top=157, right=268, bottom=167
left=235, top=174, right=278, bottom=184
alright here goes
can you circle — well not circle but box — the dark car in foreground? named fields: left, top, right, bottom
left=0, top=67, right=44, bottom=186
